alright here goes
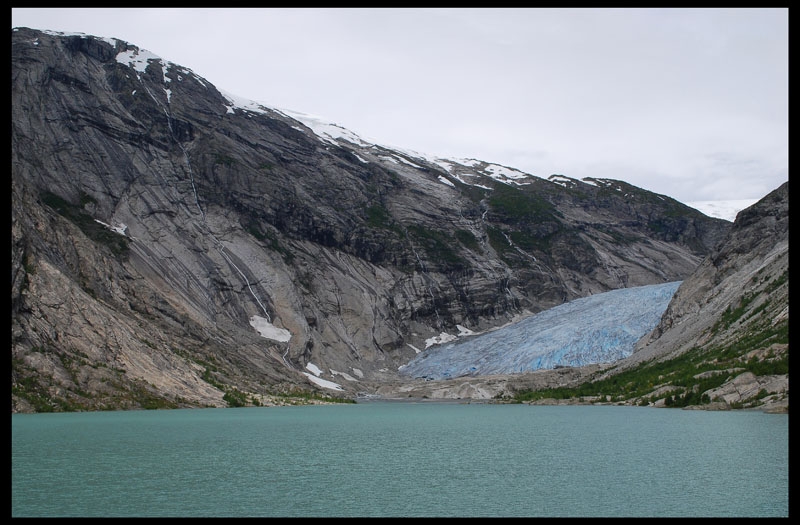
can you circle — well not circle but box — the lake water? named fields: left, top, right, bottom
left=11, top=403, right=788, bottom=517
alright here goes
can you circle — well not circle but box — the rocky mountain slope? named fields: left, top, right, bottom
left=630, top=181, right=788, bottom=365
left=12, top=27, right=732, bottom=412
left=592, top=182, right=789, bottom=411
left=374, top=183, right=788, bottom=411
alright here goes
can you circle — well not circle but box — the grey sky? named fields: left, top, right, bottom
left=12, top=7, right=788, bottom=202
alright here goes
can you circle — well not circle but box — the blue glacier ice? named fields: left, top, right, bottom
left=399, top=281, right=681, bottom=379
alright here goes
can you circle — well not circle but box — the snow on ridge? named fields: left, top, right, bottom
left=282, top=109, right=373, bottom=147
left=438, top=175, right=455, bottom=187
left=549, top=175, right=574, bottom=188
left=385, top=146, right=435, bottom=163
left=453, top=158, right=482, bottom=167
left=211, top=87, right=377, bottom=149
left=33, top=30, right=169, bottom=82
left=214, top=91, right=513, bottom=182
left=116, top=47, right=163, bottom=75
left=85, top=32, right=762, bottom=228
left=586, top=178, right=625, bottom=192
left=484, top=164, right=530, bottom=180
left=684, top=199, right=758, bottom=222
left=583, top=177, right=621, bottom=190
left=220, top=89, right=271, bottom=116
left=550, top=174, right=596, bottom=189
left=35, top=28, right=119, bottom=47
left=114, top=46, right=176, bottom=99
left=454, top=163, right=542, bottom=187
left=430, top=159, right=454, bottom=173
left=171, top=79, right=536, bottom=186
left=391, top=154, right=423, bottom=168
left=452, top=174, right=492, bottom=190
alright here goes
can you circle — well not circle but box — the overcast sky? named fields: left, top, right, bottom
left=12, top=7, right=788, bottom=203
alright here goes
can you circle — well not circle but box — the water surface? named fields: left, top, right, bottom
left=12, top=403, right=788, bottom=517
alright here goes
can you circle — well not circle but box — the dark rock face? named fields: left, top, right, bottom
left=11, top=28, right=731, bottom=411
left=625, top=181, right=789, bottom=366
left=378, top=183, right=789, bottom=406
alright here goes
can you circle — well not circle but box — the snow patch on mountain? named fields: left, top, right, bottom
left=249, top=315, right=291, bottom=342
left=218, top=88, right=758, bottom=224
left=303, top=361, right=344, bottom=391
left=115, top=47, right=162, bottom=74
left=684, top=199, right=758, bottom=222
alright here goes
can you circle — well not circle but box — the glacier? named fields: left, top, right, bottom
left=398, top=281, right=681, bottom=379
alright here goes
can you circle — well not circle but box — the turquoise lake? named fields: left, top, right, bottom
left=11, top=402, right=788, bottom=517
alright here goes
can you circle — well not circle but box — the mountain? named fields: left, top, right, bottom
left=628, top=181, right=789, bottom=367
left=380, top=184, right=788, bottom=410
left=509, top=182, right=788, bottom=411
left=12, top=27, right=732, bottom=412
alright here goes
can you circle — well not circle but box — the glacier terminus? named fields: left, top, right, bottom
left=399, top=281, right=682, bottom=380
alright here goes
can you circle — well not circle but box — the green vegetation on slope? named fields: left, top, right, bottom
left=487, top=183, right=557, bottom=223
left=509, top=318, right=788, bottom=409
left=40, top=191, right=130, bottom=257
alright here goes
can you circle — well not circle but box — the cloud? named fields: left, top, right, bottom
left=12, top=7, right=787, bottom=202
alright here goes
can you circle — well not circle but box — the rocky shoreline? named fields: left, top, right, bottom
left=354, top=365, right=789, bottom=414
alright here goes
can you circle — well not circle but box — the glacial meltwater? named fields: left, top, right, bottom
left=12, top=403, right=788, bottom=517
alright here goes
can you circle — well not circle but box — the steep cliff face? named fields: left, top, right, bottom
left=626, top=181, right=789, bottom=366
left=385, top=182, right=789, bottom=408
left=11, top=28, right=730, bottom=412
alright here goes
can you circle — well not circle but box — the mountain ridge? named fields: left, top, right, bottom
left=13, top=27, right=783, bottom=413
